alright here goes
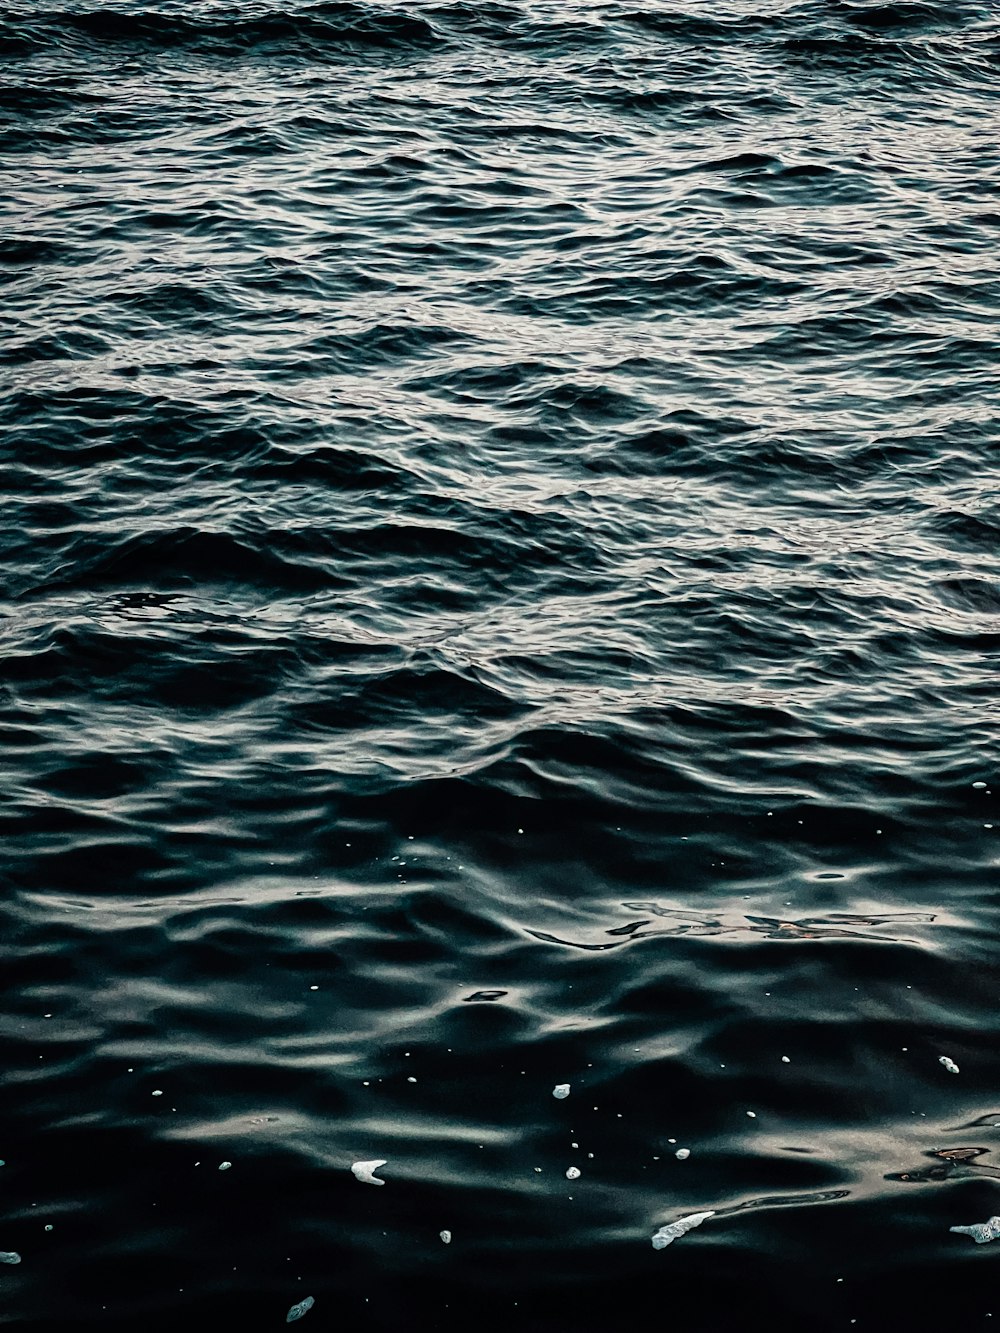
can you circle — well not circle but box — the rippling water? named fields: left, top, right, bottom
left=2, top=0, right=1000, bottom=1328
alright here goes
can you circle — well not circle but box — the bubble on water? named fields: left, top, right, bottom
left=950, top=1216, right=1000, bottom=1244
left=651, top=1212, right=715, bottom=1250
left=440, top=1231, right=452, bottom=1244
left=286, top=1295, right=315, bottom=1322
left=352, top=1160, right=387, bottom=1186
left=566, top=1166, right=581, bottom=1180
left=939, top=1056, right=960, bottom=1074
left=0, top=1252, right=21, bottom=1265
left=553, top=1084, right=570, bottom=1100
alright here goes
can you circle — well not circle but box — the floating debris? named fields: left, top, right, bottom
left=553, top=1084, right=570, bottom=1100
left=940, top=1056, right=960, bottom=1075
left=973, top=782, right=987, bottom=790
left=286, top=1295, right=315, bottom=1322
left=566, top=1167, right=581, bottom=1180
left=464, top=990, right=508, bottom=1002
left=44, top=1225, right=53, bottom=1232
left=440, top=1230, right=452, bottom=1244
left=950, top=1216, right=1000, bottom=1244
left=651, top=1211, right=715, bottom=1250
left=675, top=1148, right=690, bottom=1161
left=151, top=1090, right=163, bottom=1097
left=0, top=1252, right=21, bottom=1265
left=781, top=1056, right=791, bottom=1064
left=351, top=1159, right=387, bottom=1186
left=218, top=1161, right=232, bottom=1171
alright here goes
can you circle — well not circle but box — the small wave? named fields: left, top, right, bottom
left=6, top=2, right=440, bottom=56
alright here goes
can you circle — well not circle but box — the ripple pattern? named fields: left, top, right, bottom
left=2, top=1, right=1000, bottom=1329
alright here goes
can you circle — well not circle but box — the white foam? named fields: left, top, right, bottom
left=351, top=1159, right=387, bottom=1186
left=951, top=1216, right=1000, bottom=1244
left=651, top=1211, right=715, bottom=1250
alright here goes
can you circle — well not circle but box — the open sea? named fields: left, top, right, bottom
left=2, top=0, right=999, bottom=1328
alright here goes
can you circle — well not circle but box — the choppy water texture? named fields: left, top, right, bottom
left=2, top=1, right=1000, bottom=1328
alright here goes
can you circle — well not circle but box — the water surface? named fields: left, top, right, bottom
left=2, top=1, right=999, bottom=1328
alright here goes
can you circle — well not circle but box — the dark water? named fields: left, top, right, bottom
left=2, top=0, right=1000, bottom=1328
